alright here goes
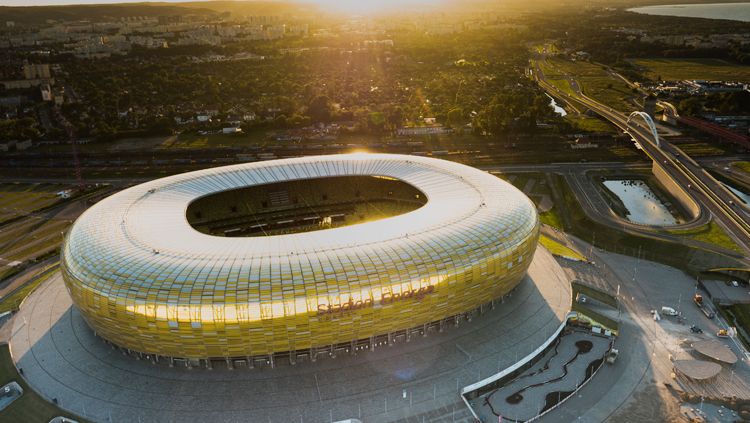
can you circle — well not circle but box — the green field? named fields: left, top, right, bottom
left=499, top=172, right=568, bottom=230
left=606, top=145, right=642, bottom=160
left=633, top=58, right=750, bottom=82
left=0, top=266, right=57, bottom=313
left=537, top=60, right=578, bottom=96
left=669, top=221, right=742, bottom=253
left=0, top=183, right=67, bottom=224
left=537, top=59, right=620, bottom=133
left=732, top=161, right=750, bottom=175
left=551, top=173, right=743, bottom=273
left=0, top=214, right=73, bottom=286
left=539, top=209, right=563, bottom=230
left=571, top=281, right=618, bottom=308
left=0, top=183, right=75, bottom=281
left=166, top=132, right=263, bottom=149
left=0, top=343, right=86, bottom=423
left=539, top=234, right=586, bottom=261
left=672, top=142, right=730, bottom=157
left=571, top=302, right=619, bottom=334
left=564, top=115, right=617, bottom=133
left=545, top=58, right=638, bottom=113
left=0, top=218, right=68, bottom=268
left=720, top=304, right=750, bottom=349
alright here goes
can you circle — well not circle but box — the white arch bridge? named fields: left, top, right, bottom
left=626, top=111, right=660, bottom=148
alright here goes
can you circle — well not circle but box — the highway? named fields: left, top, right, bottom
left=533, top=62, right=750, bottom=256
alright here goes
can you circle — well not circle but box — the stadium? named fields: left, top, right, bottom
left=61, top=153, right=540, bottom=361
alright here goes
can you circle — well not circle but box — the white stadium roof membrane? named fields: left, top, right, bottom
left=63, top=153, right=538, bottom=296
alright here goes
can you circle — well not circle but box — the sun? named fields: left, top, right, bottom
left=304, top=0, right=444, bottom=15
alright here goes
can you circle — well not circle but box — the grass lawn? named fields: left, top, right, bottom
left=546, top=58, right=637, bottom=113
left=0, top=184, right=67, bottom=224
left=0, top=219, right=68, bottom=265
left=732, top=161, right=750, bottom=174
left=547, top=78, right=577, bottom=97
left=537, top=60, right=578, bottom=95
left=551, top=173, right=741, bottom=272
left=167, top=129, right=268, bottom=149
left=539, top=234, right=587, bottom=261
left=0, top=267, right=57, bottom=313
left=632, top=58, right=750, bottom=82
left=539, top=209, right=563, bottom=230
left=606, top=145, right=642, bottom=160
left=0, top=268, right=20, bottom=284
left=720, top=304, right=750, bottom=349
left=673, top=142, right=729, bottom=157
left=499, top=173, right=568, bottom=231
left=532, top=43, right=560, bottom=54
left=669, top=221, right=742, bottom=253
left=0, top=343, right=86, bottom=423
left=571, top=281, right=618, bottom=308
left=564, top=115, right=616, bottom=133
left=571, top=302, right=619, bottom=334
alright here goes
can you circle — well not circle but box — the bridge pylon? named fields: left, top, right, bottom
left=627, top=111, right=660, bottom=148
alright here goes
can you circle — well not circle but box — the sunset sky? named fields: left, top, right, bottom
left=1, top=0, right=443, bottom=10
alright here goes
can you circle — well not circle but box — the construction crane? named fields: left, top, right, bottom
left=52, top=106, right=84, bottom=191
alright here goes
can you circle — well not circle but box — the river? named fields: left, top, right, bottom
left=628, top=3, right=750, bottom=22
left=722, top=181, right=750, bottom=204
left=546, top=94, right=567, bottom=117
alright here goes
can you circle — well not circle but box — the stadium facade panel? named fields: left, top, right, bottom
left=61, top=154, right=539, bottom=359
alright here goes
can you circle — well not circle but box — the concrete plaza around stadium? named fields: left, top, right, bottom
left=10, top=246, right=570, bottom=423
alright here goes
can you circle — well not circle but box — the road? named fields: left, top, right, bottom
left=532, top=59, right=750, bottom=256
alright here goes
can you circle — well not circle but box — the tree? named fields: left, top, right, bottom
left=368, top=112, right=386, bottom=134
left=678, top=97, right=703, bottom=116
left=446, top=108, right=464, bottom=129
left=287, top=114, right=310, bottom=127
left=307, top=95, right=332, bottom=123
left=385, top=105, right=404, bottom=129
left=148, top=117, right=174, bottom=136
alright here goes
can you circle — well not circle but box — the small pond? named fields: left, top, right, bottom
left=603, top=179, right=677, bottom=225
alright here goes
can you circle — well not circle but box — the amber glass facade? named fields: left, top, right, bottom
left=61, top=154, right=539, bottom=359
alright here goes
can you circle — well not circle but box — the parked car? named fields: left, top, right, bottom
left=661, top=306, right=678, bottom=316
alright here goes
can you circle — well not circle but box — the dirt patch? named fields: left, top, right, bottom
left=506, top=392, right=523, bottom=404
left=576, top=340, right=593, bottom=353
left=542, top=390, right=574, bottom=413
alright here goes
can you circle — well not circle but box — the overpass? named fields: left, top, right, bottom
left=532, top=63, right=750, bottom=255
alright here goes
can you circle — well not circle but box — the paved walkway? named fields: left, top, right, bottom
left=534, top=234, right=750, bottom=423
left=10, top=247, right=570, bottom=423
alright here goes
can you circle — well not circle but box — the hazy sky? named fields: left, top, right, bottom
left=0, top=0, right=194, bottom=5
left=0, top=0, right=442, bottom=13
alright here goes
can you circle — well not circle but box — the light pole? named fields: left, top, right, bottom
left=617, top=284, right=621, bottom=317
